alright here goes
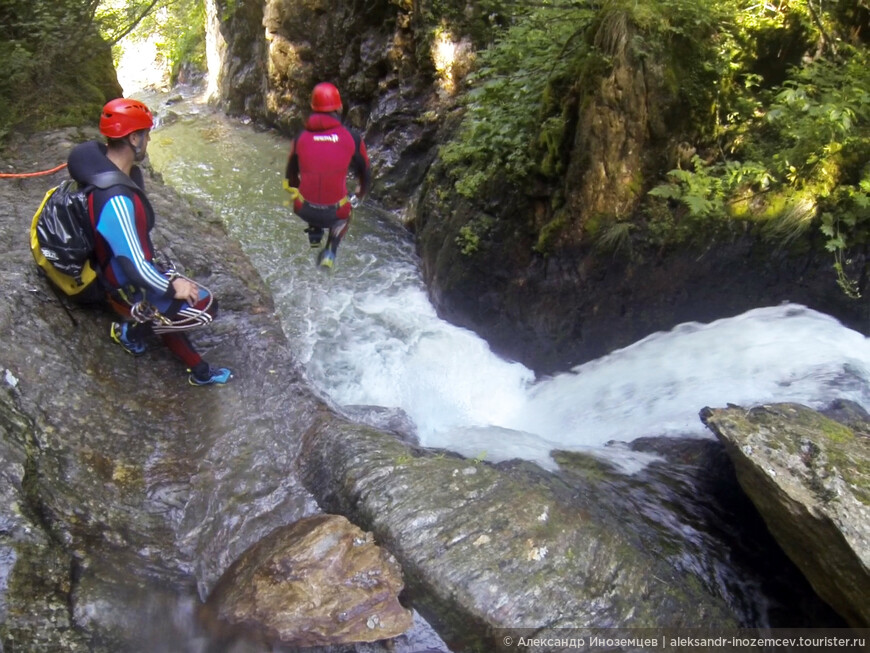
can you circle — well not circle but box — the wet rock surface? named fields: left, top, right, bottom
left=0, top=128, right=431, bottom=652
left=299, top=417, right=748, bottom=651
left=702, top=402, right=870, bottom=629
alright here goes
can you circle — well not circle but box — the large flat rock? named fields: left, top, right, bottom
left=702, top=402, right=870, bottom=628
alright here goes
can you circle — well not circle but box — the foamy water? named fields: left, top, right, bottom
left=302, top=264, right=870, bottom=470
left=144, top=92, right=870, bottom=472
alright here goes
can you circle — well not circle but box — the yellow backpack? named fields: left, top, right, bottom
left=30, top=171, right=132, bottom=301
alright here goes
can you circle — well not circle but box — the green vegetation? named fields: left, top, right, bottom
left=455, top=215, right=495, bottom=255
left=128, top=0, right=207, bottom=84
left=0, top=0, right=121, bottom=139
left=439, top=1, right=598, bottom=197
left=436, top=0, right=868, bottom=295
left=652, top=43, right=870, bottom=296
left=439, top=0, right=734, bottom=198
left=0, top=0, right=206, bottom=139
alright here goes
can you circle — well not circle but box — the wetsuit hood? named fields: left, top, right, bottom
left=67, top=140, right=144, bottom=188
left=304, top=112, right=342, bottom=132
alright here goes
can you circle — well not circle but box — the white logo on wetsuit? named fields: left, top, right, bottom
left=313, top=134, right=339, bottom=143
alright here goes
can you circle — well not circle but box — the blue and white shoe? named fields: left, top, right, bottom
left=318, top=249, right=335, bottom=269
left=110, top=322, right=146, bottom=356
left=188, top=366, right=233, bottom=386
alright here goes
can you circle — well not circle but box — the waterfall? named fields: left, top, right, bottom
left=143, top=90, right=870, bottom=474
left=204, top=0, right=224, bottom=103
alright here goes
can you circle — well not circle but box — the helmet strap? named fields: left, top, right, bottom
left=127, top=131, right=148, bottom=162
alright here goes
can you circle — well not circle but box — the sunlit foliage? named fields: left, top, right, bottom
left=439, top=0, right=737, bottom=197
left=0, top=0, right=205, bottom=138
left=130, top=0, right=206, bottom=84
left=439, top=1, right=597, bottom=197
left=650, top=2, right=870, bottom=296
left=436, top=0, right=868, bottom=295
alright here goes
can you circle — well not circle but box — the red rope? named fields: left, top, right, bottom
left=0, top=162, right=67, bottom=178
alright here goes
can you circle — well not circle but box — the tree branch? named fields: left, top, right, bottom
left=106, top=0, right=167, bottom=46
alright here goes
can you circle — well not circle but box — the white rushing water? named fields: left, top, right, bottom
left=144, top=91, right=870, bottom=472
left=296, top=268, right=870, bottom=471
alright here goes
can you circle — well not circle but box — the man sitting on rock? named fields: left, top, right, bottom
left=67, top=98, right=232, bottom=386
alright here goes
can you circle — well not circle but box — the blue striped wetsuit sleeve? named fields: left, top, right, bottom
left=96, top=193, right=170, bottom=295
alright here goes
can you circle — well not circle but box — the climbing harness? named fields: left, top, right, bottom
left=16, top=161, right=216, bottom=333
left=282, top=181, right=356, bottom=210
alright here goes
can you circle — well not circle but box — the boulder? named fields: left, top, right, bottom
left=299, top=416, right=740, bottom=651
left=701, top=402, right=870, bottom=628
left=202, top=514, right=412, bottom=647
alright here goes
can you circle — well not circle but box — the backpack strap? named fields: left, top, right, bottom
left=87, top=170, right=139, bottom=190
left=77, top=171, right=141, bottom=291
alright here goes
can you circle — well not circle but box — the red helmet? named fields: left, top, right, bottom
left=99, top=98, right=154, bottom=139
left=310, top=82, right=342, bottom=113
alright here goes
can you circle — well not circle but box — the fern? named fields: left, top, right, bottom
left=652, top=41, right=870, bottom=295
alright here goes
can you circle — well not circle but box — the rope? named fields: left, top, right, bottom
left=0, top=162, right=67, bottom=179
left=129, top=273, right=216, bottom=332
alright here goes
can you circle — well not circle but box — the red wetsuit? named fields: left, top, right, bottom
left=284, top=112, right=371, bottom=256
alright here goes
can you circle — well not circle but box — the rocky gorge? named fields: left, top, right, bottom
left=0, top=0, right=868, bottom=650
left=208, top=0, right=869, bottom=375
left=0, top=128, right=867, bottom=651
